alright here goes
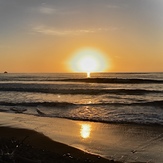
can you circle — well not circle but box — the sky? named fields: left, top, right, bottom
left=0, top=0, right=163, bottom=73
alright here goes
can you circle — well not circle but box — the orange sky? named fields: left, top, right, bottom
left=0, top=0, right=162, bottom=73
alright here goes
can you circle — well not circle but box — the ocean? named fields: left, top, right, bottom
left=0, top=72, right=163, bottom=125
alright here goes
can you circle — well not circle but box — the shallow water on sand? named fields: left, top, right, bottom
left=1, top=113, right=163, bottom=162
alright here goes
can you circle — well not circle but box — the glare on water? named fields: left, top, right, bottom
left=80, top=124, right=91, bottom=139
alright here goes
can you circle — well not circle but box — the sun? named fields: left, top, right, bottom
left=69, top=48, right=108, bottom=77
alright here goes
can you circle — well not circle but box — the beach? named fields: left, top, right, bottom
left=0, top=0, right=162, bottom=161
left=0, top=113, right=121, bottom=163
left=1, top=112, right=163, bottom=162
left=0, top=127, right=116, bottom=163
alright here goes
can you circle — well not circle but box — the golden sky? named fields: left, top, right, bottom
left=0, top=0, right=163, bottom=73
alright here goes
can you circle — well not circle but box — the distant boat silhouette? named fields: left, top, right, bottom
left=4, top=71, right=8, bottom=73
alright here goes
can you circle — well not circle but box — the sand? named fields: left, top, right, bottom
left=0, top=112, right=163, bottom=162
left=0, top=113, right=121, bottom=163
left=0, top=126, right=119, bottom=163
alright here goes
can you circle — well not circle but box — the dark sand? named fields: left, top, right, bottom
left=1, top=113, right=162, bottom=162
left=0, top=126, right=121, bottom=163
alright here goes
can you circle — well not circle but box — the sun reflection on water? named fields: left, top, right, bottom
left=87, top=72, right=90, bottom=78
left=80, top=124, right=91, bottom=139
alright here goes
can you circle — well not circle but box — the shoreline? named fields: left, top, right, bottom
left=0, top=112, right=163, bottom=162
left=0, top=126, right=117, bottom=163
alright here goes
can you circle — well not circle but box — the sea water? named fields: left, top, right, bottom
left=0, top=72, right=163, bottom=125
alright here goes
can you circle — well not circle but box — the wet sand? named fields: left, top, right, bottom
left=0, top=112, right=163, bottom=162
left=0, top=126, right=118, bottom=163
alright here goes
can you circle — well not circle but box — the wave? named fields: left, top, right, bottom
left=1, top=76, right=163, bottom=83
left=0, top=100, right=163, bottom=126
left=0, top=101, right=75, bottom=107
left=80, top=100, right=163, bottom=107
left=60, top=117, right=163, bottom=126
left=59, top=78, right=163, bottom=84
left=0, top=84, right=162, bottom=95
left=0, top=100, right=162, bottom=108
left=93, top=100, right=163, bottom=107
left=0, top=88, right=162, bottom=95
left=2, top=109, right=161, bottom=126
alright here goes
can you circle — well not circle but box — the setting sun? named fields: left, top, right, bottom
left=69, top=48, right=108, bottom=77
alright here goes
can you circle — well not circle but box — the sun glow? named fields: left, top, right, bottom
left=69, top=48, right=108, bottom=77
left=80, top=124, right=91, bottom=139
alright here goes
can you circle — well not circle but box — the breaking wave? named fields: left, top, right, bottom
left=0, top=100, right=162, bottom=108
left=0, top=83, right=162, bottom=95
left=59, top=78, right=163, bottom=84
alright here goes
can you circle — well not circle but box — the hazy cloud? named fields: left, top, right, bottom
left=38, top=6, right=57, bottom=14
left=106, top=3, right=130, bottom=10
left=29, top=6, right=58, bottom=15
left=33, top=26, right=118, bottom=36
left=30, top=4, right=78, bottom=16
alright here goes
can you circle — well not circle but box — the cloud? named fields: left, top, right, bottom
left=32, top=26, right=118, bottom=36
left=33, top=26, right=95, bottom=36
left=106, top=4, right=129, bottom=9
left=38, top=6, right=57, bottom=14
left=30, top=5, right=77, bottom=15
left=28, top=5, right=59, bottom=15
